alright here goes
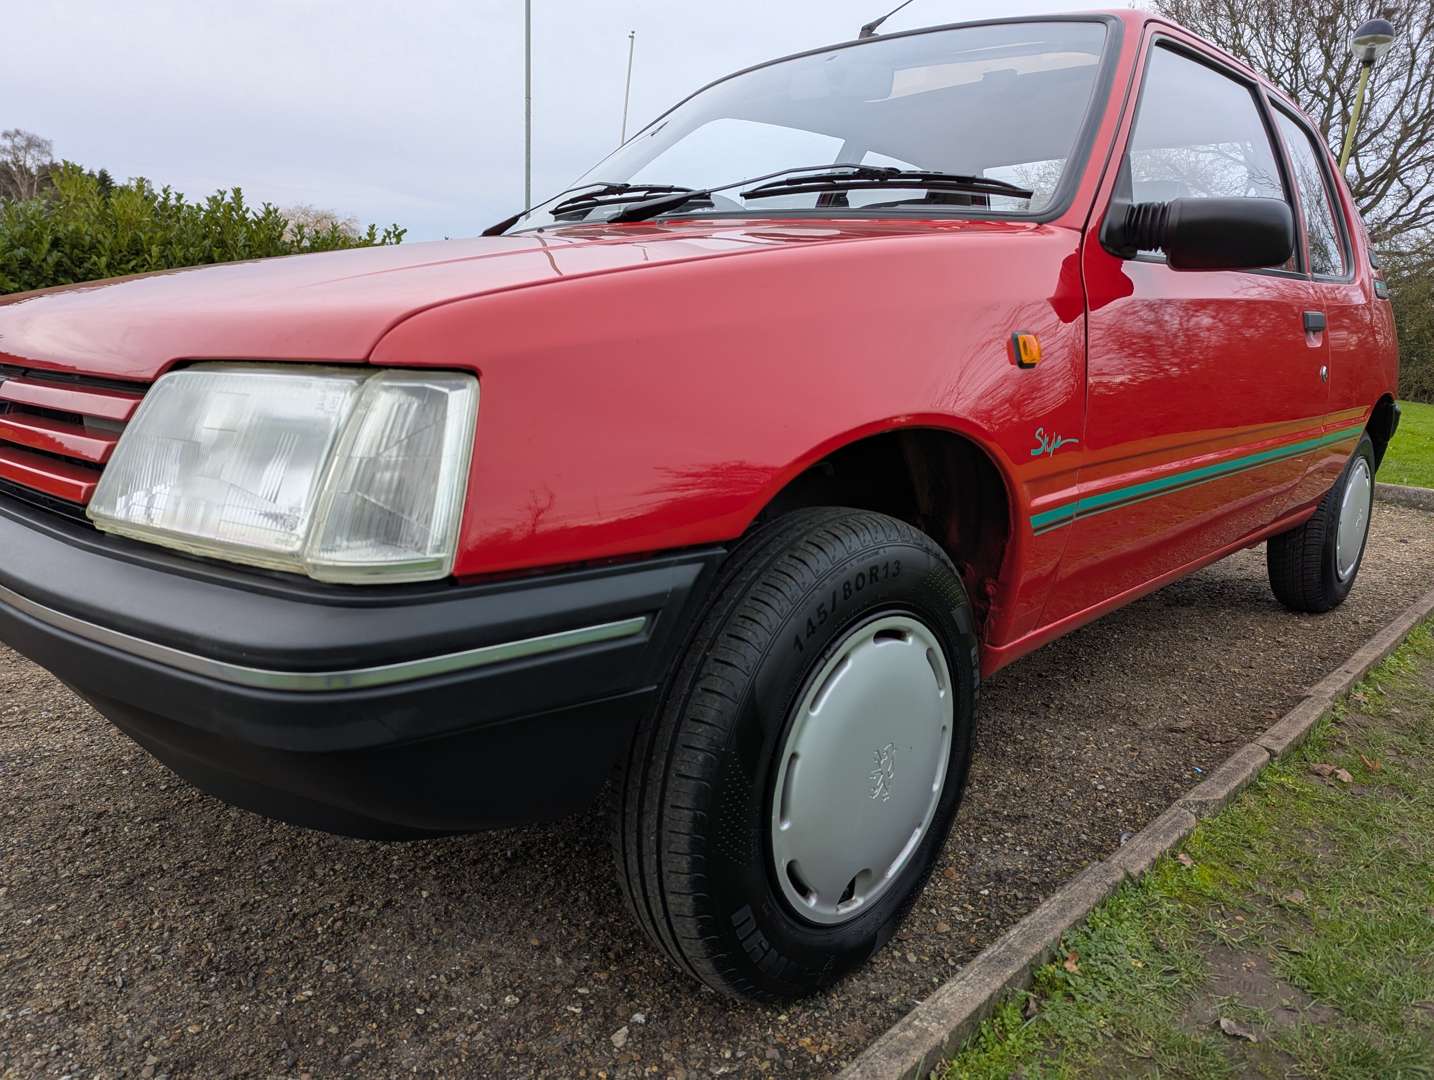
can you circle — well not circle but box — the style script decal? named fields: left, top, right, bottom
left=1031, top=426, right=1080, bottom=458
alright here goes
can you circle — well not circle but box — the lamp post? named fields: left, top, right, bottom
left=524, top=0, right=533, bottom=207
left=621, top=31, right=636, bottom=144
left=1338, top=17, right=1396, bottom=174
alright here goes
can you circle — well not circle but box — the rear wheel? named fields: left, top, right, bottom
left=610, top=508, right=979, bottom=1001
left=1267, top=433, right=1375, bottom=613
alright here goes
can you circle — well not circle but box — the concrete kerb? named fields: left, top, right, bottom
left=1179, top=742, right=1270, bottom=819
left=836, top=862, right=1124, bottom=1080
left=1375, top=482, right=1434, bottom=513
left=1105, top=804, right=1198, bottom=882
left=1256, top=696, right=1328, bottom=758
left=1252, top=580, right=1434, bottom=762
left=835, top=582, right=1434, bottom=1080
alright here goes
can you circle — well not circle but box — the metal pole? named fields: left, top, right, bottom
left=524, top=0, right=532, bottom=207
left=1338, top=62, right=1372, bottom=174
left=621, top=31, right=636, bottom=144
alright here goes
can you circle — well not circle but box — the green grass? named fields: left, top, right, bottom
left=940, top=624, right=1434, bottom=1080
left=1381, top=400, right=1434, bottom=489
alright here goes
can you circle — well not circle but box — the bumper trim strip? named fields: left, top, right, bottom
left=0, top=581, right=649, bottom=692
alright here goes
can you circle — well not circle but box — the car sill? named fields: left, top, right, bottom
left=0, top=581, right=650, bottom=693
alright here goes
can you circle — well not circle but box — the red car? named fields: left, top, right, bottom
left=0, top=10, right=1399, bottom=1001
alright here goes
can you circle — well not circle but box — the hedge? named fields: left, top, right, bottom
left=1385, top=248, right=1434, bottom=404
left=0, top=163, right=403, bottom=295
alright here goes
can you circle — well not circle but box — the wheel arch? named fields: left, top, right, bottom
left=750, top=423, right=1014, bottom=635
left=1366, top=394, right=1399, bottom=471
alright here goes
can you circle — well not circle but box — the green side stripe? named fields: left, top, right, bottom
left=1031, top=423, right=1364, bottom=533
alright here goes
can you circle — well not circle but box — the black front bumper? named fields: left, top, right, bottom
left=0, top=494, right=721, bottom=838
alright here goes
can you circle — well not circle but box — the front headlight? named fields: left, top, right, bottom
left=87, top=364, right=478, bottom=584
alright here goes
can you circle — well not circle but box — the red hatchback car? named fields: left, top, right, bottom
left=0, top=10, right=1399, bottom=1000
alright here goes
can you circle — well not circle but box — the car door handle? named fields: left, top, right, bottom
left=1303, top=310, right=1327, bottom=334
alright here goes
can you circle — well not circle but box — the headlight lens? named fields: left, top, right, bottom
left=306, top=373, right=479, bottom=582
left=88, top=365, right=478, bottom=583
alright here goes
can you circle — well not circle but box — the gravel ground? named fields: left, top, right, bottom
left=3, top=503, right=1432, bottom=1080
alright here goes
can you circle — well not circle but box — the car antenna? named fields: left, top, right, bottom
left=859, top=0, right=919, bottom=38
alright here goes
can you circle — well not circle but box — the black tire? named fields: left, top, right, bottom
left=1267, top=433, right=1376, bottom=613
left=610, top=508, right=979, bottom=1001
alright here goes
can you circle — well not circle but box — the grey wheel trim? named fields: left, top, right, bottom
left=770, top=612, right=954, bottom=927
left=1336, top=456, right=1373, bottom=583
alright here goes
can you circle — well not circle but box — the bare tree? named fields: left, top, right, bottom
left=279, top=203, right=360, bottom=242
left=1154, top=0, right=1434, bottom=244
left=0, top=128, right=54, bottom=202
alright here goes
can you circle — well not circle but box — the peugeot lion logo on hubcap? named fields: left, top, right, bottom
left=868, top=742, right=896, bottom=803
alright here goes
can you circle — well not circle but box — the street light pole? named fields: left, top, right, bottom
left=621, top=31, right=636, bottom=144
left=1338, top=18, right=1396, bottom=174
left=524, top=0, right=533, bottom=207
left=1338, top=63, right=1372, bottom=173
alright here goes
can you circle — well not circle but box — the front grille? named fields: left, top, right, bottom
left=0, top=365, right=148, bottom=514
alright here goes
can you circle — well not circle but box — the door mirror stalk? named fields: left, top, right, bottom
left=1101, top=196, right=1295, bottom=271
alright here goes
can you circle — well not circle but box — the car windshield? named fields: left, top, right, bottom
left=516, top=19, right=1109, bottom=230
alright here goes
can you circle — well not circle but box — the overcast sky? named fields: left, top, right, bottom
left=6, top=0, right=1102, bottom=241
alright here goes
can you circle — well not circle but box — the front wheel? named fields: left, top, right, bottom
left=1267, top=433, right=1376, bottom=613
left=610, top=508, right=979, bottom=1001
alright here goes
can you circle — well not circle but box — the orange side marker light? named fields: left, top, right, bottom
left=1011, top=332, right=1042, bottom=369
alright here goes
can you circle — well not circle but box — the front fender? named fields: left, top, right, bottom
left=370, top=223, right=1087, bottom=582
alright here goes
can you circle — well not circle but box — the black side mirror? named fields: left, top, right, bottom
left=1101, top=197, right=1295, bottom=271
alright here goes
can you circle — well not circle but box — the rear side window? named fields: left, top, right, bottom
left=1127, top=45, right=1285, bottom=206
left=1273, top=109, right=1349, bottom=277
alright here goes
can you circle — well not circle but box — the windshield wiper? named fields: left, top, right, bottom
left=481, top=181, right=680, bottom=236
left=483, top=182, right=703, bottom=236
left=490, top=164, right=1034, bottom=232
left=740, top=166, right=1034, bottom=202
left=607, top=163, right=1032, bottom=223
left=606, top=163, right=873, bottom=223
left=548, top=183, right=696, bottom=218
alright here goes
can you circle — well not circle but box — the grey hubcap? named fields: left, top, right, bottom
left=770, top=613, right=953, bottom=926
left=1336, top=457, right=1372, bottom=582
